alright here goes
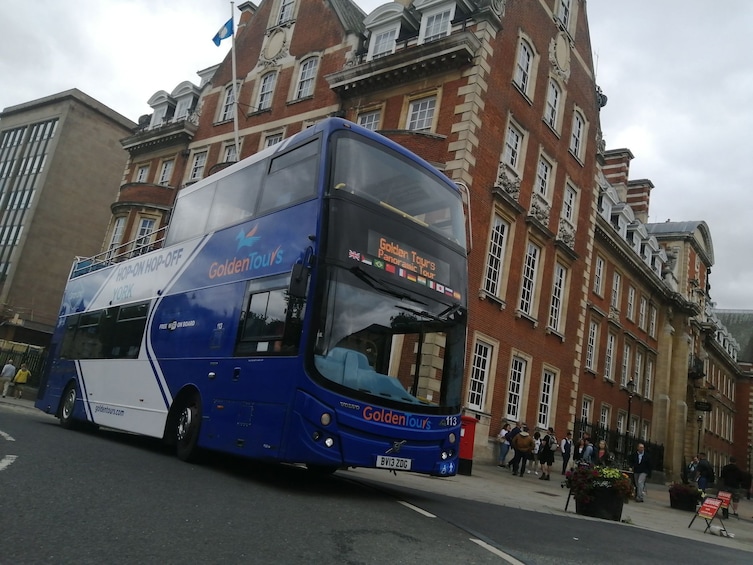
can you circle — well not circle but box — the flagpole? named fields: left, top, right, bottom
left=230, top=1, right=240, bottom=160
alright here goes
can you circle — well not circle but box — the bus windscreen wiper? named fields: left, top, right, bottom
left=349, top=266, right=425, bottom=304
left=397, top=303, right=466, bottom=324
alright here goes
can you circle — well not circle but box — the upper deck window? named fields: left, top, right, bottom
left=330, top=132, right=465, bottom=248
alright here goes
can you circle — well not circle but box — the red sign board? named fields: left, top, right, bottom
left=717, top=491, right=732, bottom=509
left=697, top=497, right=722, bottom=520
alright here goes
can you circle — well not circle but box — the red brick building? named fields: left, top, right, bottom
left=101, top=0, right=749, bottom=477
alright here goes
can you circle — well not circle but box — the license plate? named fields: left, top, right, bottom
left=376, top=456, right=412, bottom=470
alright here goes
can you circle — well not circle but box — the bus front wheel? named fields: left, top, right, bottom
left=59, top=383, right=78, bottom=429
left=175, top=397, right=201, bottom=462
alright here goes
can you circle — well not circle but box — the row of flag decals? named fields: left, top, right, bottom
left=348, top=250, right=461, bottom=301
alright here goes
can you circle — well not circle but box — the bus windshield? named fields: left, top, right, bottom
left=313, top=265, right=465, bottom=410
left=330, top=132, right=465, bottom=247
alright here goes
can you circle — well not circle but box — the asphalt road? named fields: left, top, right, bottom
left=0, top=405, right=499, bottom=564
left=1, top=404, right=751, bottom=564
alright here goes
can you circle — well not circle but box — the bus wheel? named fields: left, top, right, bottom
left=59, top=383, right=78, bottom=429
left=175, top=397, right=201, bottom=462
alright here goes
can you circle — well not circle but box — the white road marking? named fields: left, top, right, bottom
left=0, top=429, right=16, bottom=441
left=397, top=500, right=436, bottom=518
left=0, top=455, right=18, bottom=471
left=470, top=538, right=527, bottom=564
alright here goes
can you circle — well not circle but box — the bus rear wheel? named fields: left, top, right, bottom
left=59, top=383, right=77, bottom=429
left=175, top=397, right=201, bottom=462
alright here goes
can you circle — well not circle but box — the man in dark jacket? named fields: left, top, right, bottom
left=628, top=443, right=652, bottom=502
left=695, top=452, right=714, bottom=492
left=720, top=457, right=743, bottom=518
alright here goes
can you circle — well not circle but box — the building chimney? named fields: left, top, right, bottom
left=602, top=148, right=633, bottom=201
left=626, top=179, right=654, bottom=223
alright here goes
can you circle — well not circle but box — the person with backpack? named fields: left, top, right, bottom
left=510, top=424, right=535, bottom=477
left=538, top=433, right=555, bottom=481
left=696, top=452, right=715, bottom=492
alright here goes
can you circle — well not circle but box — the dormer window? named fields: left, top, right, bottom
left=422, top=8, right=452, bottom=42
left=364, top=3, right=418, bottom=62
left=415, top=0, right=456, bottom=45
left=170, top=81, right=200, bottom=123
left=174, top=97, right=192, bottom=121
left=371, top=28, right=398, bottom=59
left=147, top=90, right=176, bottom=129
left=149, top=106, right=168, bottom=129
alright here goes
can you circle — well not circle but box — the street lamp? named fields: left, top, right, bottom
left=625, top=379, right=635, bottom=438
left=697, top=415, right=704, bottom=454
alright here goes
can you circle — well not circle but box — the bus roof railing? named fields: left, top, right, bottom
left=70, top=226, right=168, bottom=279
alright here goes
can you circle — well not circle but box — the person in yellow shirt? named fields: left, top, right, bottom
left=12, top=363, right=30, bottom=399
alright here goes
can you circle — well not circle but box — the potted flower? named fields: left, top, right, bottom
left=668, top=482, right=702, bottom=511
left=565, top=465, right=633, bottom=521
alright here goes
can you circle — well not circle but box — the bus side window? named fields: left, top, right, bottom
left=206, top=161, right=265, bottom=232
left=235, top=276, right=304, bottom=356
left=257, top=140, right=319, bottom=214
left=60, top=314, right=81, bottom=358
left=165, top=182, right=216, bottom=245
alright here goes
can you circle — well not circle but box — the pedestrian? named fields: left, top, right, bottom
left=594, top=439, right=614, bottom=466
left=695, top=452, right=715, bottom=492
left=497, top=423, right=512, bottom=467
left=720, top=457, right=743, bottom=518
left=538, top=433, right=555, bottom=481
left=532, top=431, right=542, bottom=474
left=505, top=422, right=522, bottom=472
left=547, top=427, right=558, bottom=454
left=560, top=431, right=573, bottom=474
left=581, top=435, right=594, bottom=465
left=573, top=437, right=586, bottom=464
left=687, top=455, right=700, bottom=483
left=1, top=358, right=16, bottom=398
left=12, top=363, right=31, bottom=399
left=510, top=424, right=535, bottom=477
left=740, top=470, right=752, bottom=501
left=628, top=443, right=652, bottom=502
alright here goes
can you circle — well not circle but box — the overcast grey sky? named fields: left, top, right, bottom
left=1, top=1, right=750, bottom=309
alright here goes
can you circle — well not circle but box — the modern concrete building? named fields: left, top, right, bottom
left=0, top=89, right=135, bottom=346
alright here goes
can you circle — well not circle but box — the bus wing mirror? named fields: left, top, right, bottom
left=289, top=263, right=310, bottom=298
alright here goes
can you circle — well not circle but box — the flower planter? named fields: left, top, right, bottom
left=670, top=495, right=699, bottom=512
left=575, top=486, right=624, bottom=521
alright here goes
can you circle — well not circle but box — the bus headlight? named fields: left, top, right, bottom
left=320, top=413, right=332, bottom=426
left=448, top=432, right=457, bottom=444
left=324, top=437, right=334, bottom=448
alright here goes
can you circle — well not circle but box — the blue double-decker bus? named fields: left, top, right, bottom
left=36, top=118, right=467, bottom=476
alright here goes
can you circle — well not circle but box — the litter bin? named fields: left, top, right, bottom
left=459, top=415, right=477, bottom=475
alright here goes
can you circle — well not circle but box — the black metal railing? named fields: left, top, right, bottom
left=573, top=419, right=664, bottom=472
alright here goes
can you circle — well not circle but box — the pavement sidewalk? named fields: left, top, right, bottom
left=5, top=395, right=751, bottom=552
left=346, top=461, right=753, bottom=553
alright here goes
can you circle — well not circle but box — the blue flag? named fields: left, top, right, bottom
left=212, top=18, right=233, bottom=46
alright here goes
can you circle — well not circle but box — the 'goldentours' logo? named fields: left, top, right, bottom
left=208, top=225, right=284, bottom=279
left=362, top=406, right=431, bottom=430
